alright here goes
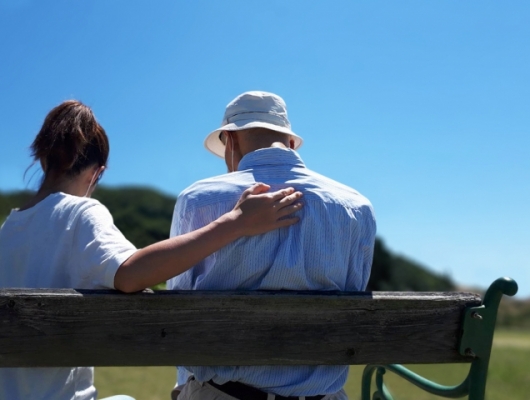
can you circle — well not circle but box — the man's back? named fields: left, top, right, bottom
left=168, top=147, right=376, bottom=396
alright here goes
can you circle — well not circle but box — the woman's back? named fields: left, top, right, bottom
left=0, top=192, right=136, bottom=400
left=0, top=193, right=135, bottom=289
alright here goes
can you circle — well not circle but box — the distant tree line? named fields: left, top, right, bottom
left=367, top=238, right=453, bottom=291
left=1, top=186, right=454, bottom=292
left=4, top=186, right=528, bottom=327
left=92, top=186, right=176, bottom=248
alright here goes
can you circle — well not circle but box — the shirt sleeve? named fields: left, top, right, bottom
left=69, top=203, right=137, bottom=289
left=360, top=205, right=377, bottom=289
left=346, top=203, right=377, bottom=291
left=169, top=196, right=187, bottom=239
left=166, top=194, right=197, bottom=290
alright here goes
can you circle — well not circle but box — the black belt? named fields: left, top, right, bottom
left=207, top=379, right=326, bottom=400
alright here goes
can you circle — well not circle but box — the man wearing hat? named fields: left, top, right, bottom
left=168, top=91, right=376, bottom=400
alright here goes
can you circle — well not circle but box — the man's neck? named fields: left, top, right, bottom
left=242, top=142, right=289, bottom=155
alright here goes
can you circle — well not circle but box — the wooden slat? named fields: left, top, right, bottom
left=0, top=289, right=481, bottom=367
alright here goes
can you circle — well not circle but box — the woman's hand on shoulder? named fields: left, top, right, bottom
left=228, top=183, right=303, bottom=237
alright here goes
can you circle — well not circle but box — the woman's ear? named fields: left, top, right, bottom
left=88, top=165, right=100, bottom=182
left=83, top=165, right=104, bottom=197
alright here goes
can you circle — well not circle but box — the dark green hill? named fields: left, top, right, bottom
left=0, top=190, right=34, bottom=223
left=92, top=186, right=175, bottom=249
left=1, top=186, right=454, bottom=292
left=3, top=186, right=529, bottom=327
left=367, top=238, right=454, bottom=291
left=0, top=186, right=175, bottom=249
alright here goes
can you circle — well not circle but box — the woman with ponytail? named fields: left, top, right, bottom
left=0, top=100, right=303, bottom=400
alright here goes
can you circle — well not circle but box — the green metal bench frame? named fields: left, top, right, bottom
left=361, top=277, right=519, bottom=400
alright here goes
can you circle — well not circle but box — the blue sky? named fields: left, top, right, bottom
left=1, top=1, right=529, bottom=297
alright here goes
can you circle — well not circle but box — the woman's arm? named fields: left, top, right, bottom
left=114, top=183, right=302, bottom=292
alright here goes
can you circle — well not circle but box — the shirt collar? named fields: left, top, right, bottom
left=238, top=147, right=306, bottom=171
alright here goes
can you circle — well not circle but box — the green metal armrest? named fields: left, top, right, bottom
left=361, top=277, right=518, bottom=400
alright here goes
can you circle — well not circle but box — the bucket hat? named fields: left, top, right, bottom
left=204, top=91, right=303, bottom=157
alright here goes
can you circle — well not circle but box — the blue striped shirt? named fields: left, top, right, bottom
left=167, top=147, right=376, bottom=396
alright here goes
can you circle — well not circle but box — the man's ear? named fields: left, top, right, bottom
left=229, top=131, right=241, bottom=151
left=289, top=138, right=295, bottom=149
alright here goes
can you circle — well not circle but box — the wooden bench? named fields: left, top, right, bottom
left=0, top=277, right=518, bottom=400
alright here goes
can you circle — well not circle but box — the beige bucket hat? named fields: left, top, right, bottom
left=204, top=91, right=303, bottom=157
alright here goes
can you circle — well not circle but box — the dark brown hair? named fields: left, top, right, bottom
left=30, top=100, right=109, bottom=177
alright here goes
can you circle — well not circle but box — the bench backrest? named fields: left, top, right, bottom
left=0, top=289, right=481, bottom=367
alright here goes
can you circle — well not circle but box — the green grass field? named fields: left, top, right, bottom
left=95, top=329, right=530, bottom=400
